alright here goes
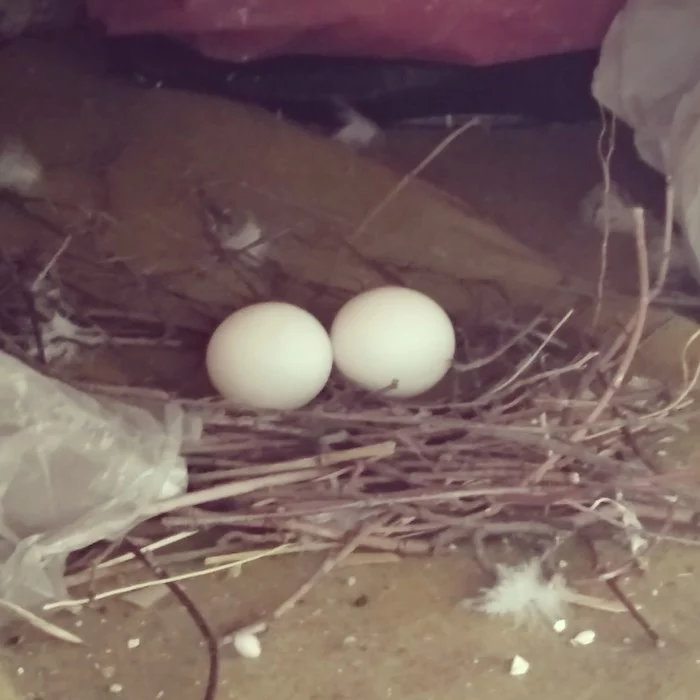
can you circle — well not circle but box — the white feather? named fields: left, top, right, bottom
left=0, top=138, right=42, bottom=194
left=30, top=311, right=105, bottom=364
left=579, top=182, right=638, bottom=235
left=472, top=558, right=568, bottom=625
left=219, top=219, right=269, bottom=266
left=333, top=106, right=381, bottom=149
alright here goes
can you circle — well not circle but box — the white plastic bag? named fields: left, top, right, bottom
left=592, top=0, right=700, bottom=281
left=0, top=351, right=196, bottom=609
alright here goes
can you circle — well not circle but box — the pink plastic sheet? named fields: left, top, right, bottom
left=87, top=0, right=625, bottom=66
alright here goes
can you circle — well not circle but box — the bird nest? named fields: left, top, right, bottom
left=1, top=174, right=699, bottom=691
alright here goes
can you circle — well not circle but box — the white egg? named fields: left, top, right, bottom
left=330, top=286, right=456, bottom=398
left=206, top=302, right=333, bottom=410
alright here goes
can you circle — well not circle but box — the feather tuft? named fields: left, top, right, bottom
left=472, top=558, right=568, bottom=625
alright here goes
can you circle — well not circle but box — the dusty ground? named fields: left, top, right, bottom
left=1, top=36, right=700, bottom=700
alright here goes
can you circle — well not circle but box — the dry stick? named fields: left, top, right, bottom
left=479, top=309, right=574, bottom=400
left=651, top=182, right=675, bottom=298
left=581, top=535, right=664, bottom=646
left=606, top=576, right=665, bottom=648
left=530, top=209, right=650, bottom=483
left=0, top=599, right=83, bottom=645
left=63, top=544, right=327, bottom=590
left=580, top=181, right=673, bottom=419
left=593, top=108, right=617, bottom=326
left=122, top=540, right=219, bottom=700
left=581, top=208, right=650, bottom=426
left=47, top=552, right=285, bottom=611
left=453, top=312, right=546, bottom=372
left=272, top=524, right=373, bottom=620
left=347, top=118, right=480, bottom=243
left=549, top=578, right=626, bottom=614
left=186, top=440, right=396, bottom=480
left=220, top=525, right=376, bottom=642
left=90, top=531, right=197, bottom=571
left=145, top=469, right=326, bottom=517
left=31, top=234, right=73, bottom=291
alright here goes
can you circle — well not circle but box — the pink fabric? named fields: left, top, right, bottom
left=87, top=0, right=625, bottom=66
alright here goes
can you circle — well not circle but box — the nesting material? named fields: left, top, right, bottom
left=579, top=181, right=687, bottom=282
left=333, top=105, right=381, bottom=148
left=218, top=219, right=269, bottom=266
left=473, top=559, right=568, bottom=625
left=0, top=138, right=42, bottom=194
left=0, top=171, right=692, bottom=660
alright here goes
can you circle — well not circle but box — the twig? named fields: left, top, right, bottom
left=453, top=313, right=546, bottom=372
left=582, top=535, right=665, bottom=647
left=348, top=118, right=480, bottom=243
left=46, top=546, right=291, bottom=611
left=0, top=599, right=83, bottom=645
left=584, top=208, right=650, bottom=423
left=593, top=108, right=617, bottom=326
left=146, top=470, right=327, bottom=517
left=272, top=524, right=374, bottom=620
left=480, top=309, right=574, bottom=400
left=530, top=208, right=650, bottom=482
left=89, top=531, right=198, bottom=571
left=186, top=440, right=396, bottom=480
left=550, top=578, right=626, bottom=613
left=32, top=234, right=72, bottom=291
left=650, top=182, right=675, bottom=298
left=122, top=540, right=219, bottom=700
left=605, top=576, right=665, bottom=648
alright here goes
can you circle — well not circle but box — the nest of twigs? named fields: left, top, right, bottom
left=2, top=175, right=700, bottom=689
left=78, top=297, right=699, bottom=568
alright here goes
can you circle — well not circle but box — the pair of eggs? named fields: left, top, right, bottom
left=205, top=286, right=456, bottom=410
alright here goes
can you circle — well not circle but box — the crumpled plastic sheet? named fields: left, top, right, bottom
left=86, top=0, right=625, bottom=66
left=0, top=351, right=198, bottom=610
left=593, top=0, right=700, bottom=282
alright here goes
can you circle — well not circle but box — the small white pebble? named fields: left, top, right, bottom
left=74, top=620, right=83, bottom=628
left=343, top=635, right=357, bottom=646
left=233, top=631, right=262, bottom=659
left=656, top=450, right=668, bottom=457
left=127, top=638, right=140, bottom=650
left=109, top=683, right=123, bottom=694
left=571, top=630, right=596, bottom=646
left=346, top=576, right=357, bottom=587
left=569, top=472, right=581, bottom=484
left=16, top=668, right=24, bottom=676
left=558, top=560, right=569, bottom=569
left=651, top=589, right=659, bottom=597
left=509, top=655, right=530, bottom=676
left=553, top=619, right=567, bottom=633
